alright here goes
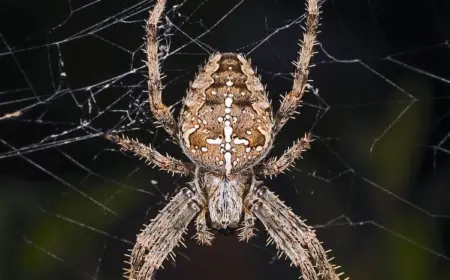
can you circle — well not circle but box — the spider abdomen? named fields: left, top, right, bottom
left=179, top=53, right=273, bottom=175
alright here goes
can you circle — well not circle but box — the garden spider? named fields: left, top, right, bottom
left=107, top=0, right=347, bottom=279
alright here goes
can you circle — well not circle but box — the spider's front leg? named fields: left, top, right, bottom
left=145, top=0, right=178, bottom=138
left=194, top=208, right=215, bottom=246
left=237, top=208, right=257, bottom=242
left=125, top=187, right=200, bottom=280
left=249, top=186, right=345, bottom=280
left=274, top=0, right=319, bottom=134
left=106, top=134, right=195, bottom=175
left=255, top=133, right=312, bottom=177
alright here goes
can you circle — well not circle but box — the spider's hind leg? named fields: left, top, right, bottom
left=145, top=0, right=178, bottom=138
left=274, top=0, right=320, bottom=134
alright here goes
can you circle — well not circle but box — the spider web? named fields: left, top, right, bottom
left=1, top=0, right=449, bottom=279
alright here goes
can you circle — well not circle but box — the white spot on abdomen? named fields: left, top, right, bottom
left=257, top=125, right=271, bottom=148
left=224, top=152, right=232, bottom=175
left=225, top=97, right=233, bottom=107
left=182, top=125, right=199, bottom=148
left=224, top=125, right=232, bottom=143
left=233, top=137, right=249, bottom=145
left=206, top=137, right=223, bottom=145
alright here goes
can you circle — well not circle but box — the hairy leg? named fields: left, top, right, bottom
left=125, top=188, right=200, bottom=280
left=194, top=208, right=215, bottom=246
left=237, top=208, right=257, bottom=242
left=146, top=0, right=178, bottom=137
left=249, top=186, right=345, bottom=280
left=106, top=134, right=194, bottom=175
left=274, top=0, right=319, bottom=134
left=255, top=133, right=312, bottom=177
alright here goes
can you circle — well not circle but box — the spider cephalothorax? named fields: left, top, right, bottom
left=193, top=169, right=252, bottom=231
left=107, top=0, right=347, bottom=279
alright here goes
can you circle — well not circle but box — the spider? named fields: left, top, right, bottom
left=106, top=0, right=346, bottom=279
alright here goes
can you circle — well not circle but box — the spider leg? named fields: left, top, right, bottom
left=237, top=207, right=257, bottom=242
left=194, top=208, right=215, bottom=246
left=249, top=186, right=345, bottom=280
left=274, top=0, right=319, bottom=134
left=146, top=0, right=178, bottom=138
left=106, top=134, right=194, bottom=176
left=255, top=133, right=312, bottom=177
left=125, top=188, right=201, bottom=280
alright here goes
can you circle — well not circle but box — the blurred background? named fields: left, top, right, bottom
left=1, top=0, right=449, bottom=279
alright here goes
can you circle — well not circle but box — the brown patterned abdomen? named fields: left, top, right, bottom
left=179, top=53, right=273, bottom=175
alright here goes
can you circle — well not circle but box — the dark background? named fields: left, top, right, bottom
left=1, top=0, right=450, bottom=279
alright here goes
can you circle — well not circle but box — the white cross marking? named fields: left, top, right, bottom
left=205, top=85, right=251, bottom=176
left=206, top=137, right=222, bottom=145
